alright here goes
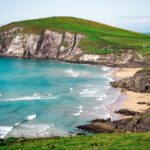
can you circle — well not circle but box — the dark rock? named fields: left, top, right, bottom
left=76, top=133, right=86, bottom=136
left=92, top=118, right=111, bottom=123
left=115, top=109, right=141, bottom=116
left=77, top=109, right=150, bottom=133
left=147, top=103, right=150, bottom=106
left=110, top=70, right=150, bottom=93
left=137, top=102, right=147, bottom=104
left=77, top=122, right=115, bottom=134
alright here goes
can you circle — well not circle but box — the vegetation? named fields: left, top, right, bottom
left=0, top=133, right=150, bottom=150
left=0, top=16, right=150, bottom=55
left=138, top=67, right=150, bottom=73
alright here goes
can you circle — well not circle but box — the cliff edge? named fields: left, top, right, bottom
left=0, top=17, right=150, bottom=67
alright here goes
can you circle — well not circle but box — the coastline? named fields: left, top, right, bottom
left=112, top=68, right=150, bottom=117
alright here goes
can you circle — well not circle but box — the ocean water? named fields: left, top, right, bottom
left=0, top=58, right=120, bottom=138
left=144, top=33, right=150, bottom=35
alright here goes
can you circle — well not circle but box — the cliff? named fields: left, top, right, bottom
left=0, top=17, right=150, bottom=67
left=0, top=27, right=85, bottom=62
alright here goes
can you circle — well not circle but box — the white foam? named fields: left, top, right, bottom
left=94, top=106, right=100, bottom=110
left=107, top=77, right=113, bottom=82
left=33, top=93, right=40, bottom=96
left=0, top=126, right=13, bottom=138
left=14, top=114, right=36, bottom=127
left=0, top=93, right=1, bottom=97
left=8, top=123, right=68, bottom=138
left=101, top=66, right=110, bottom=71
left=25, top=114, right=36, bottom=121
left=14, top=121, right=21, bottom=126
left=78, top=106, right=83, bottom=109
left=96, top=93, right=107, bottom=101
left=2, top=93, right=58, bottom=102
left=65, top=69, right=79, bottom=78
left=80, top=88, right=98, bottom=97
left=38, top=124, right=54, bottom=134
left=70, top=87, right=73, bottom=91
left=73, top=106, right=83, bottom=116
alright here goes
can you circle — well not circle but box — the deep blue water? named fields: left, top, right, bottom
left=0, top=58, right=120, bottom=138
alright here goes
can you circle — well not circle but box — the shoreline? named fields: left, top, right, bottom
left=112, top=68, right=150, bottom=117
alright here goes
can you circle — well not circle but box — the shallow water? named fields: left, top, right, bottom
left=0, top=58, right=120, bottom=138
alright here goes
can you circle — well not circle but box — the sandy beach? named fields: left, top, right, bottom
left=113, top=68, right=142, bottom=79
left=113, top=68, right=150, bottom=114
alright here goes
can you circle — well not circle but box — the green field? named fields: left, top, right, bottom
left=0, top=133, right=150, bottom=150
left=0, top=16, right=150, bottom=56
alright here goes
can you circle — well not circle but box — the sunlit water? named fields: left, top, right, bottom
left=0, top=58, right=120, bottom=138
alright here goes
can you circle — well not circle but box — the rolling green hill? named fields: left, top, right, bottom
left=0, top=133, right=150, bottom=150
left=0, top=16, right=150, bottom=56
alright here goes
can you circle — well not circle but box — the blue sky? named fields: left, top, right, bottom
left=0, top=0, right=150, bottom=32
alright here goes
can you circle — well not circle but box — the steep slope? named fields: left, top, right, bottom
left=0, top=17, right=150, bottom=67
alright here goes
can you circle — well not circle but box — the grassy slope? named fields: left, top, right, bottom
left=0, top=133, right=150, bottom=150
left=0, top=16, right=150, bottom=56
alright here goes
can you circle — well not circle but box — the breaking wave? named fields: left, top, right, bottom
left=80, top=88, right=98, bottom=97
left=0, top=126, right=13, bottom=138
left=0, top=114, right=37, bottom=138
left=101, top=66, right=111, bottom=71
left=73, top=106, right=83, bottom=116
left=65, top=69, right=79, bottom=78
left=25, top=114, right=36, bottom=121
left=1, top=93, right=58, bottom=102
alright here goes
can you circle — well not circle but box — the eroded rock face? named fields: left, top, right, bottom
left=59, top=34, right=86, bottom=61
left=38, top=30, right=63, bottom=59
left=0, top=27, right=85, bottom=61
left=110, top=70, right=150, bottom=93
left=0, top=26, right=150, bottom=67
left=59, top=32, right=75, bottom=59
left=0, top=27, right=24, bottom=54
left=6, top=34, right=40, bottom=57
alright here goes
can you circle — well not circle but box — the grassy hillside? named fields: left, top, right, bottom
left=0, top=133, right=150, bottom=150
left=0, top=16, right=150, bottom=56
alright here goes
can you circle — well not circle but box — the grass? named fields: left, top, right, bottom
left=0, top=133, right=150, bottom=150
left=138, top=67, right=150, bottom=73
left=0, top=16, right=150, bottom=56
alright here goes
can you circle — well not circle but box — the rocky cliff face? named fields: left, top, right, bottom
left=0, top=27, right=85, bottom=62
left=0, top=27, right=150, bottom=67
left=110, top=70, right=150, bottom=93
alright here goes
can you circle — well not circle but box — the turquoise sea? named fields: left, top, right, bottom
left=0, top=58, right=120, bottom=138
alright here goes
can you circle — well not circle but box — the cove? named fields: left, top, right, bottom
left=0, top=58, right=120, bottom=138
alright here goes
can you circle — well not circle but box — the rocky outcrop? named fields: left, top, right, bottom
left=77, top=109, right=150, bottom=133
left=115, top=109, right=140, bottom=116
left=110, top=70, right=150, bottom=93
left=0, top=26, right=150, bottom=67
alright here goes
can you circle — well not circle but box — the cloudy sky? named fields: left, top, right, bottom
left=0, top=0, right=150, bottom=32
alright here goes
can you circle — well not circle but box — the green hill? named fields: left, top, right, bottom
left=0, top=16, right=150, bottom=56
left=0, top=133, right=150, bottom=150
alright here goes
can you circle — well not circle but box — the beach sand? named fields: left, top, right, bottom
left=113, top=68, right=150, bottom=114
left=113, top=68, right=142, bottom=79
left=123, top=91, right=150, bottom=112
